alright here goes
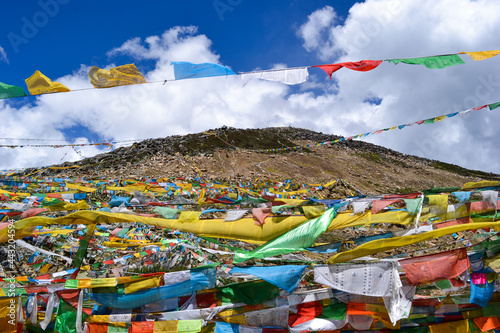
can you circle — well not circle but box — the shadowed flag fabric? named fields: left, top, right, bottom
left=490, top=102, right=500, bottom=110
left=172, top=62, right=236, bottom=80
left=0, top=82, right=27, bottom=99
left=88, top=64, right=147, bottom=88
left=230, top=265, right=306, bottom=293
left=313, top=60, right=382, bottom=79
left=387, top=54, right=465, bottom=69
left=399, top=248, right=470, bottom=285
left=25, top=71, right=71, bottom=95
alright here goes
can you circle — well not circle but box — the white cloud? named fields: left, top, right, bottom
left=295, top=0, right=500, bottom=173
left=1, top=3, right=500, bottom=175
left=0, top=45, right=8, bottom=63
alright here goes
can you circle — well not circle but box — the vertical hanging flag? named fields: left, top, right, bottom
left=386, top=54, right=465, bottom=69
left=72, top=223, right=97, bottom=273
left=0, top=82, right=27, bottom=99
left=172, top=62, right=236, bottom=80
left=25, top=70, right=71, bottom=95
left=313, top=60, right=382, bottom=79
left=459, top=50, right=500, bottom=61
left=88, top=63, right=147, bottom=88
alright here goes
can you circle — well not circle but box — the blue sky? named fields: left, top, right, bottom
left=0, top=0, right=500, bottom=174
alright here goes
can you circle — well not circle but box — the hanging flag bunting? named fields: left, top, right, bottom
left=25, top=70, right=71, bottom=95
left=386, top=54, right=465, bottom=69
left=313, top=60, right=382, bottom=79
left=172, top=62, right=236, bottom=80
left=459, top=50, right=500, bottom=61
left=0, top=82, right=27, bottom=99
left=241, top=67, right=309, bottom=85
left=88, top=63, right=147, bottom=88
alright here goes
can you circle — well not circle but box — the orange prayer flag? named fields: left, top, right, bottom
left=400, top=248, right=470, bottom=285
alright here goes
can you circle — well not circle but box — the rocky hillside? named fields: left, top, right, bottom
left=27, top=127, right=500, bottom=195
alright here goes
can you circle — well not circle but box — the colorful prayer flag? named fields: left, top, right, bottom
left=386, top=54, right=465, bottom=69
left=25, top=70, right=70, bottom=95
left=0, top=82, right=27, bottom=99
left=88, top=64, right=147, bottom=88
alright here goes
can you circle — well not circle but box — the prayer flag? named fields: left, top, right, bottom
left=241, top=67, right=309, bottom=85
left=0, top=82, right=27, bottom=99
left=88, top=64, right=147, bottom=88
left=386, top=54, right=465, bottom=69
left=460, top=50, right=500, bottom=61
left=172, top=62, right=236, bottom=80
left=25, top=70, right=70, bottom=95
left=489, top=102, right=500, bottom=110
left=399, top=248, right=470, bottom=285
left=313, top=60, right=382, bottom=78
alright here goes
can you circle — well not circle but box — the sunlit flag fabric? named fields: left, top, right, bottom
left=0, top=82, right=27, bottom=99
left=460, top=50, right=500, bottom=61
left=172, top=62, right=236, bottom=80
left=241, top=67, right=309, bottom=85
left=313, top=60, right=382, bottom=79
left=88, top=63, right=147, bottom=88
left=25, top=70, right=71, bottom=95
left=387, top=54, right=465, bottom=69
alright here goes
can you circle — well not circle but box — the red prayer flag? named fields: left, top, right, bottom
left=313, top=60, right=383, bottom=79
left=400, top=248, right=470, bottom=285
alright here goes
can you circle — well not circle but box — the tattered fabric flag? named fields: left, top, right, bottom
left=0, top=81, right=27, bottom=99
left=252, top=207, right=272, bottom=226
left=233, top=205, right=341, bottom=263
left=230, top=265, right=306, bottom=293
left=371, top=199, right=400, bottom=214
left=403, top=197, right=423, bottom=215
left=153, top=207, right=181, bottom=219
left=72, top=223, right=97, bottom=270
left=481, top=190, right=499, bottom=208
left=386, top=54, right=465, bottom=69
left=224, top=209, right=249, bottom=222
left=172, top=62, right=236, bottom=80
left=460, top=50, right=500, bottom=61
left=25, top=70, right=71, bottom=95
left=399, top=248, right=470, bottom=285
left=313, top=60, right=382, bottom=79
left=88, top=64, right=147, bottom=88
left=241, top=67, right=309, bottom=85
left=489, top=102, right=500, bottom=110
left=217, top=279, right=280, bottom=305
left=452, top=191, right=472, bottom=204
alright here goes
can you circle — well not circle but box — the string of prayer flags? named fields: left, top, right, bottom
left=386, top=54, right=465, bottom=69
left=172, top=62, right=236, bottom=80
left=0, top=82, right=27, bottom=99
left=25, top=70, right=71, bottom=95
left=313, top=60, right=382, bottom=79
left=88, top=63, right=147, bottom=88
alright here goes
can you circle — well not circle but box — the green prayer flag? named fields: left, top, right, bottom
left=403, top=197, right=422, bottom=215
left=489, top=102, right=500, bottom=110
left=178, top=320, right=203, bottom=333
left=387, top=54, right=465, bottom=69
left=153, top=207, right=181, bottom=219
left=64, top=279, right=79, bottom=289
left=434, top=279, right=453, bottom=290
left=217, top=280, right=280, bottom=305
left=0, top=82, right=27, bottom=99
left=108, top=326, right=129, bottom=333
left=73, top=223, right=96, bottom=269
left=54, top=299, right=87, bottom=333
left=424, top=118, right=435, bottom=124
left=320, top=302, right=347, bottom=320
left=233, top=205, right=340, bottom=263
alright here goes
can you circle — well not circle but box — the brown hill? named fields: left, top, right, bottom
left=28, top=126, right=499, bottom=194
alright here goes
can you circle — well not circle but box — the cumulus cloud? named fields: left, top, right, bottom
left=1, top=2, right=500, bottom=175
left=296, top=0, right=500, bottom=173
left=0, top=45, right=8, bottom=63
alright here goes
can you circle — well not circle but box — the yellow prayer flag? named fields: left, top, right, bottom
left=25, top=70, right=71, bottom=95
left=428, top=319, right=470, bottom=333
left=88, top=63, right=147, bottom=88
left=154, top=321, right=177, bottom=332
left=178, top=211, right=202, bottom=223
left=460, top=50, right=500, bottom=61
